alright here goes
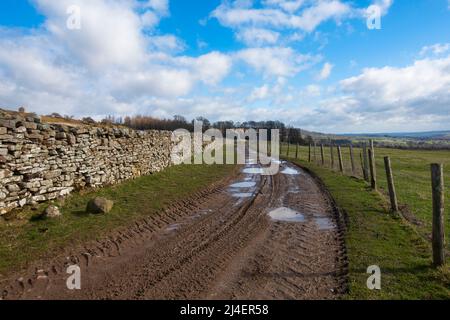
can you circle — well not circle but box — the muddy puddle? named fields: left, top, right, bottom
left=231, top=192, right=254, bottom=198
left=230, top=181, right=256, bottom=188
left=268, top=207, right=305, bottom=222
left=268, top=207, right=336, bottom=231
left=243, top=168, right=264, bottom=175
left=281, top=167, right=300, bottom=175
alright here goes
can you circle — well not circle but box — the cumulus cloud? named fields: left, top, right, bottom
left=340, top=56, right=450, bottom=113
left=213, top=0, right=396, bottom=47
left=235, top=47, right=319, bottom=77
left=263, top=0, right=306, bottom=13
left=148, top=35, right=185, bottom=53
left=212, top=0, right=395, bottom=46
left=0, top=0, right=233, bottom=117
left=177, top=52, right=233, bottom=85
left=212, top=0, right=352, bottom=33
left=156, top=50, right=450, bottom=133
left=33, top=0, right=150, bottom=70
left=248, top=84, right=270, bottom=101
left=420, top=43, right=450, bottom=56
left=236, top=28, right=280, bottom=46
left=305, top=84, right=321, bottom=96
left=1, top=0, right=448, bottom=135
left=143, top=0, right=170, bottom=16
left=317, top=62, right=333, bottom=80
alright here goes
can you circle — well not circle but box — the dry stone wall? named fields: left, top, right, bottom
left=0, top=110, right=174, bottom=216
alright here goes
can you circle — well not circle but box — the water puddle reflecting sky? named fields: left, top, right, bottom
left=243, top=168, right=264, bottom=174
left=281, top=167, right=300, bottom=175
left=231, top=192, right=254, bottom=198
left=268, top=207, right=305, bottom=222
left=230, top=181, right=257, bottom=188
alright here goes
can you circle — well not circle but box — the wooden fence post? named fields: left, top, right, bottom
left=330, top=144, right=335, bottom=169
left=313, top=142, right=317, bottom=162
left=431, top=164, right=445, bottom=267
left=360, top=152, right=364, bottom=176
left=384, top=157, right=399, bottom=212
left=349, top=145, right=356, bottom=174
left=321, top=144, right=325, bottom=165
left=368, top=149, right=376, bottom=190
left=368, top=140, right=377, bottom=190
left=287, top=141, right=290, bottom=157
left=363, top=143, right=370, bottom=182
left=337, top=146, right=344, bottom=173
left=296, top=143, right=299, bottom=159
left=308, top=144, right=312, bottom=162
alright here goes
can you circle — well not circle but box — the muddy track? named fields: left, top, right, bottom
left=0, top=160, right=348, bottom=300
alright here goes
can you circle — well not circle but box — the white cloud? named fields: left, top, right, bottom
left=294, top=0, right=351, bottom=32
left=0, top=35, right=79, bottom=96
left=192, top=52, right=233, bottom=85
left=177, top=52, right=232, bottom=85
left=248, top=84, right=270, bottom=101
left=143, top=0, right=170, bottom=16
left=420, top=43, right=450, bottom=56
left=317, top=62, right=333, bottom=80
left=33, top=0, right=149, bottom=70
left=236, top=28, right=280, bottom=46
left=235, top=47, right=319, bottom=77
left=0, top=0, right=234, bottom=118
left=263, top=0, right=306, bottom=13
left=149, top=35, right=185, bottom=53
left=212, top=0, right=352, bottom=33
left=107, top=69, right=194, bottom=100
left=212, top=0, right=395, bottom=46
left=340, top=55, right=450, bottom=116
left=305, top=84, right=321, bottom=96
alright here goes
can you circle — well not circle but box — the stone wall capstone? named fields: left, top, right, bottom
left=0, top=109, right=174, bottom=215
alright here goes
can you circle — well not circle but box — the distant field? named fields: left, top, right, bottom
left=282, top=144, right=450, bottom=246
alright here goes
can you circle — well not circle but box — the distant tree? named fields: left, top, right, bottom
left=195, top=117, right=211, bottom=128
left=82, top=117, right=96, bottom=124
left=50, top=112, right=62, bottom=118
left=174, top=115, right=187, bottom=123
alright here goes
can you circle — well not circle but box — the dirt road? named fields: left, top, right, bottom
left=1, top=159, right=348, bottom=300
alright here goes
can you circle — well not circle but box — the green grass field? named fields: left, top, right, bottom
left=282, top=144, right=450, bottom=245
left=287, top=157, right=449, bottom=299
left=0, top=163, right=237, bottom=277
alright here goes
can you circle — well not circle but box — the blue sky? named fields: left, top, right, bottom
left=0, top=0, right=449, bottom=133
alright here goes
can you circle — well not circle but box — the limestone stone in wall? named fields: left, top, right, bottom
left=0, top=109, right=174, bottom=216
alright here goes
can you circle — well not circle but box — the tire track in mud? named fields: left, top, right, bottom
left=1, top=160, right=348, bottom=300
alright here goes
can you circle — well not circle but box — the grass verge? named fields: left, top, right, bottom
left=0, top=163, right=237, bottom=277
left=288, top=157, right=449, bottom=300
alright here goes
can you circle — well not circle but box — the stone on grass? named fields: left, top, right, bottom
left=43, top=205, right=62, bottom=218
left=86, top=197, right=114, bottom=214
